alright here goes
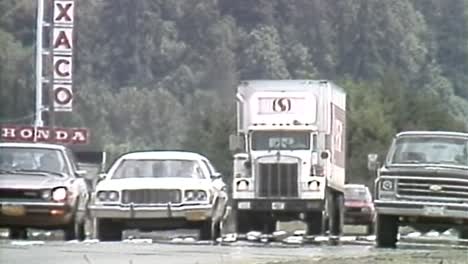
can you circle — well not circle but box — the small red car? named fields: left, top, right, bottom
left=344, top=184, right=375, bottom=234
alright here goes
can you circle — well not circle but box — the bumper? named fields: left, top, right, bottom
left=89, top=204, right=214, bottom=221
left=234, top=199, right=324, bottom=212
left=375, top=200, right=468, bottom=219
left=344, top=210, right=374, bottom=225
left=0, top=201, right=73, bottom=227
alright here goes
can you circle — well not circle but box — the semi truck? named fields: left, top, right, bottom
left=229, top=80, right=347, bottom=236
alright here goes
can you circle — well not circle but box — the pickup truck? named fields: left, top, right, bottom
left=370, top=131, right=468, bottom=248
left=0, top=142, right=89, bottom=240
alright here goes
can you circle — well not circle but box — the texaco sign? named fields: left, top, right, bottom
left=53, top=0, right=75, bottom=112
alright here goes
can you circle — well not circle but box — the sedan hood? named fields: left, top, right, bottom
left=96, top=177, right=212, bottom=191
left=0, top=173, right=70, bottom=189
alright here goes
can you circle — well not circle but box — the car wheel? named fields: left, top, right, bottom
left=64, top=220, right=86, bottom=241
left=9, top=228, right=27, bottom=240
left=95, top=219, right=122, bottom=241
left=376, top=214, right=398, bottom=248
left=199, top=220, right=221, bottom=241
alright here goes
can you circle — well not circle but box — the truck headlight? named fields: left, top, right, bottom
left=381, top=179, right=395, bottom=191
left=236, top=180, right=249, bottom=191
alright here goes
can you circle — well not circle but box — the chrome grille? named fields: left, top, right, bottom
left=122, top=189, right=181, bottom=204
left=397, top=178, right=468, bottom=202
left=258, top=163, right=298, bottom=197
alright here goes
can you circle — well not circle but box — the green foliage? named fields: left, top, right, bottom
left=1, top=0, right=467, bottom=183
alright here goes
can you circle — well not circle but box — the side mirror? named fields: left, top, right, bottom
left=75, top=170, right=87, bottom=178
left=229, top=134, right=244, bottom=153
left=320, top=151, right=330, bottom=160
left=98, top=173, right=107, bottom=181
left=367, top=153, right=380, bottom=172
left=211, top=172, right=222, bottom=180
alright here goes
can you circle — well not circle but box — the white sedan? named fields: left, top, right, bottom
left=89, top=151, right=228, bottom=241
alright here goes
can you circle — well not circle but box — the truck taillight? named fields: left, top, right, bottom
left=311, top=165, right=325, bottom=176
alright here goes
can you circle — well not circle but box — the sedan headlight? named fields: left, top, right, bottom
left=52, top=187, right=68, bottom=202
left=184, top=190, right=207, bottom=202
left=41, top=189, right=51, bottom=200
left=97, top=191, right=120, bottom=202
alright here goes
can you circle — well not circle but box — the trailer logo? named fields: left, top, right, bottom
left=272, top=98, right=291, bottom=112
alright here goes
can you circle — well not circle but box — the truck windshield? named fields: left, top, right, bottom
left=390, top=136, right=468, bottom=167
left=251, top=131, right=310, bottom=150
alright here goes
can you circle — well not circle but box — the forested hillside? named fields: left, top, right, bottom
left=1, top=0, right=467, bottom=185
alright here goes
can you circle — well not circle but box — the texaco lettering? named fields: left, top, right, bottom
left=333, top=119, right=344, bottom=152
left=54, top=1, right=74, bottom=24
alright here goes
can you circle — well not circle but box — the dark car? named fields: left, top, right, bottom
left=0, top=142, right=89, bottom=240
left=344, top=184, right=375, bottom=234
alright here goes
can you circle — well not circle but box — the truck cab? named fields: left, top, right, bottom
left=372, top=131, right=468, bottom=248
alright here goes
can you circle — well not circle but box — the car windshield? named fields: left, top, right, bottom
left=390, top=136, right=468, bottom=167
left=0, top=147, right=67, bottom=176
left=345, top=187, right=370, bottom=201
left=251, top=131, right=310, bottom=150
left=112, top=159, right=206, bottom=179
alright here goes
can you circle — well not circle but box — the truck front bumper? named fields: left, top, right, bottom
left=89, top=204, right=213, bottom=221
left=375, top=200, right=468, bottom=219
left=234, top=199, right=324, bottom=212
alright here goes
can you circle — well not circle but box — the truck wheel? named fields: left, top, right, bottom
left=367, top=223, right=375, bottom=235
left=376, top=214, right=398, bottom=248
left=64, top=221, right=86, bottom=241
left=95, top=219, right=122, bottom=241
left=459, top=228, right=468, bottom=240
left=306, top=212, right=324, bottom=235
left=328, top=191, right=344, bottom=237
left=9, top=228, right=27, bottom=240
left=199, top=220, right=221, bottom=241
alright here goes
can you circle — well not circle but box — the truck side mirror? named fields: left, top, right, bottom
left=229, top=134, right=244, bottom=153
left=367, top=153, right=380, bottom=172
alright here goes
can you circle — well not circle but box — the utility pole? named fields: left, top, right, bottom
left=34, top=0, right=45, bottom=128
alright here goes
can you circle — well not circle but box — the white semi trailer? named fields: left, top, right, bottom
left=229, top=80, right=347, bottom=236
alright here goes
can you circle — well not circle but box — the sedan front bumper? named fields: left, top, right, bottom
left=0, top=201, right=73, bottom=228
left=89, top=204, right=214, bottom=221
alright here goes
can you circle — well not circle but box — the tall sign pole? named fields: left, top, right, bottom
left=34, top=0, right=45, bottom=128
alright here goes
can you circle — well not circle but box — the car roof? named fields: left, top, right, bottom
left=120, top=151, right=208, bottom=161
left=0, top=142, right=66, bottom=150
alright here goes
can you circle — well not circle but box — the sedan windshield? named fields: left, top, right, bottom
left=345, top=187, right=371, bottom=201
left=112, top=159, right=206, bottom=179
left=0, top=147, right=67, bottom=176
left=251, top=131, right=310, bottom=150
left=390, top=136, right=468, bottom=167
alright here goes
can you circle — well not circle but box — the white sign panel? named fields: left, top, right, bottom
left=53, top=84, right=73, bottom=112
left=53, top=1, right=75, bottom=25
left=53, top=28, right=73, bottom=54
left=250, top=92, right=318, bottom=126
left=53, top=55, right=73, bottom=82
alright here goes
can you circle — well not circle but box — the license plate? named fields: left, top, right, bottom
left=272, top=202, right=285, bottom=210
left=423, top=206, right=445, bottom=216
left=1, top=205, right=26, bottom=216
left=185, top=211, right=207, bottom=221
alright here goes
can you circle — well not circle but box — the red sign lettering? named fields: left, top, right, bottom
left=0, top=125, right=89, bottom=145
